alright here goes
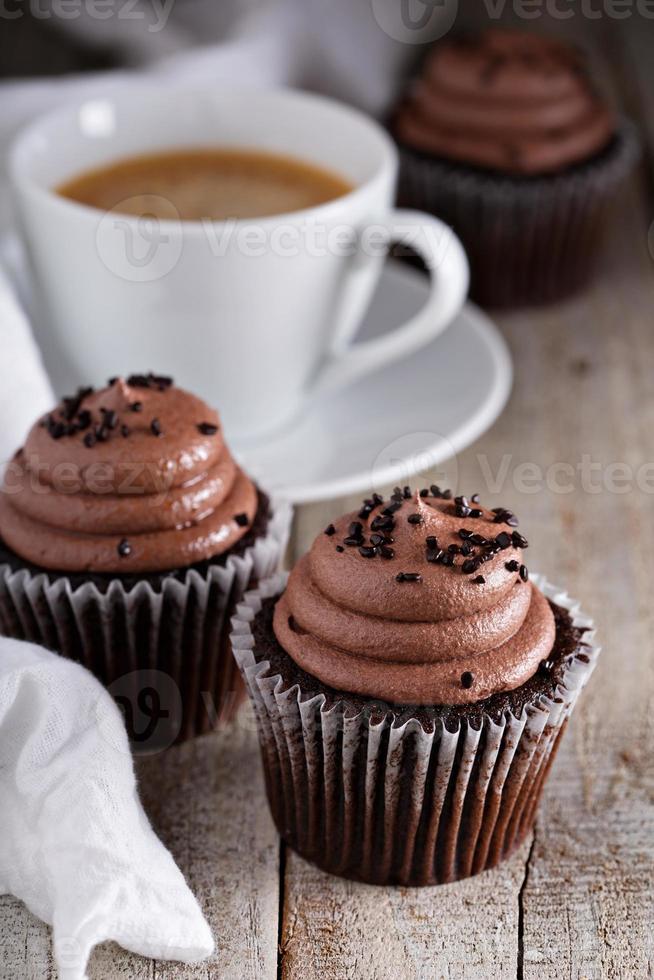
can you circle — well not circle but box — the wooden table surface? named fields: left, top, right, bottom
left=2, top=17, right=654, bottom=980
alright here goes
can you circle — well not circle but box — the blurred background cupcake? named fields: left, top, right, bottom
left=0, top=374, right=290, bottom=746
left=393, top=29, right=639, bottom=308
left=232, top=485, right=598, bottom=886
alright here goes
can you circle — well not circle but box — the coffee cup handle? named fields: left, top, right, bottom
left=310, top=210, right=469, bottom=398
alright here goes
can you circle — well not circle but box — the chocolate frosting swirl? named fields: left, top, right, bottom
left=274, top=489, right=555, bottom=705
left=0, top=376, right=257, bottom=573
left=395, top=29, right=615, bottom=176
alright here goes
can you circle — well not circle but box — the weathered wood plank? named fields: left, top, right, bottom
left=516, top=171, right=654, bottom=980
left=281, top=842, right=532, bottom=980
left=4, top=18, right=654, bottom=980
left=280, top=153, right=654, bottom=980
left=0, top=896, right=53, bottom=980
left=0, top=711, right=279, bottom=980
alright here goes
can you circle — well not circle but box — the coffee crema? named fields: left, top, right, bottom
left=56, top=148, right=354, bottom=221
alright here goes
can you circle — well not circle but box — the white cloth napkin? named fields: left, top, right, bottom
left=0, top=261, right=54, bottom=469
left=0, top=637, right=215, bottom=980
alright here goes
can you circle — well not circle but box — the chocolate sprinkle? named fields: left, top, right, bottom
left=473, top=575, right=486, bottom=584
left=127, top=372, right=173, bottom=390
left=83, top=432, right=96, bottom=448
left=493, top=509, right=520, bottom=527
left=48, top=421, right=66, bottom=440
left=380, top=546, right=395, bottom=560
left=197, top=422, right=219, bottom=435
left=505, top=559, right=520, bottom=572
left=520, top=564, right=529, bottom=582
left=461, top=671, right=474, bottom=689
left=396, top=572, right=422, bottom=583
left=324, top=524, right=336, bottom=536
left=358, top=546, right=377, bottom=558
left=121, top=425, right=130, bottom=438
left=234, top=513, right=249, bottom=527
left=130, top=401, right=143, bottom=412
left=117, top=538, right=132, bottom=558
left=407, top=514, right=422, bottom=525
left=150, top=418, right=163, bottom=437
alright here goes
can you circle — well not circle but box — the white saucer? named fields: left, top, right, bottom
left=233, top=261, right=512, bottom=503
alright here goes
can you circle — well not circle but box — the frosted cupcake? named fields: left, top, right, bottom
left=393, top=29, right=638, bottom=307
left=232, top=486, right=598, bottom=885
left=0, top=375, right=290, bottom=745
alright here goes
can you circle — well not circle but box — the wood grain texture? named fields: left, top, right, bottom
left=0, top=712, right=279, bottom=980
left=3, top=17, right=654, bottom=980
left=281, top=138, right=654, bottom=980
left=281, top=842, right=533, bottom=980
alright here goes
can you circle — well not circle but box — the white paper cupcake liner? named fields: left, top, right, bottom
left=0, top=494, right=291, bottom=747
left=231, top=571, right=599, bottom=885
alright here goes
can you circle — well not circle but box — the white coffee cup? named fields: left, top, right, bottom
left=10, top=87, right=468, bottom=441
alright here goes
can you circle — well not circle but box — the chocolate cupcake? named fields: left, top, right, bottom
left=231, top=487, right=598, bottom=886
left=0, top=375, right=290, bottom=745
left=393, top=30, right=639, bottom=307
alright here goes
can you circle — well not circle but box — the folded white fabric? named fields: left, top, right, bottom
left=0, top=262, right=55, bottom=470
left=0, top=637, right=214, bottom=980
